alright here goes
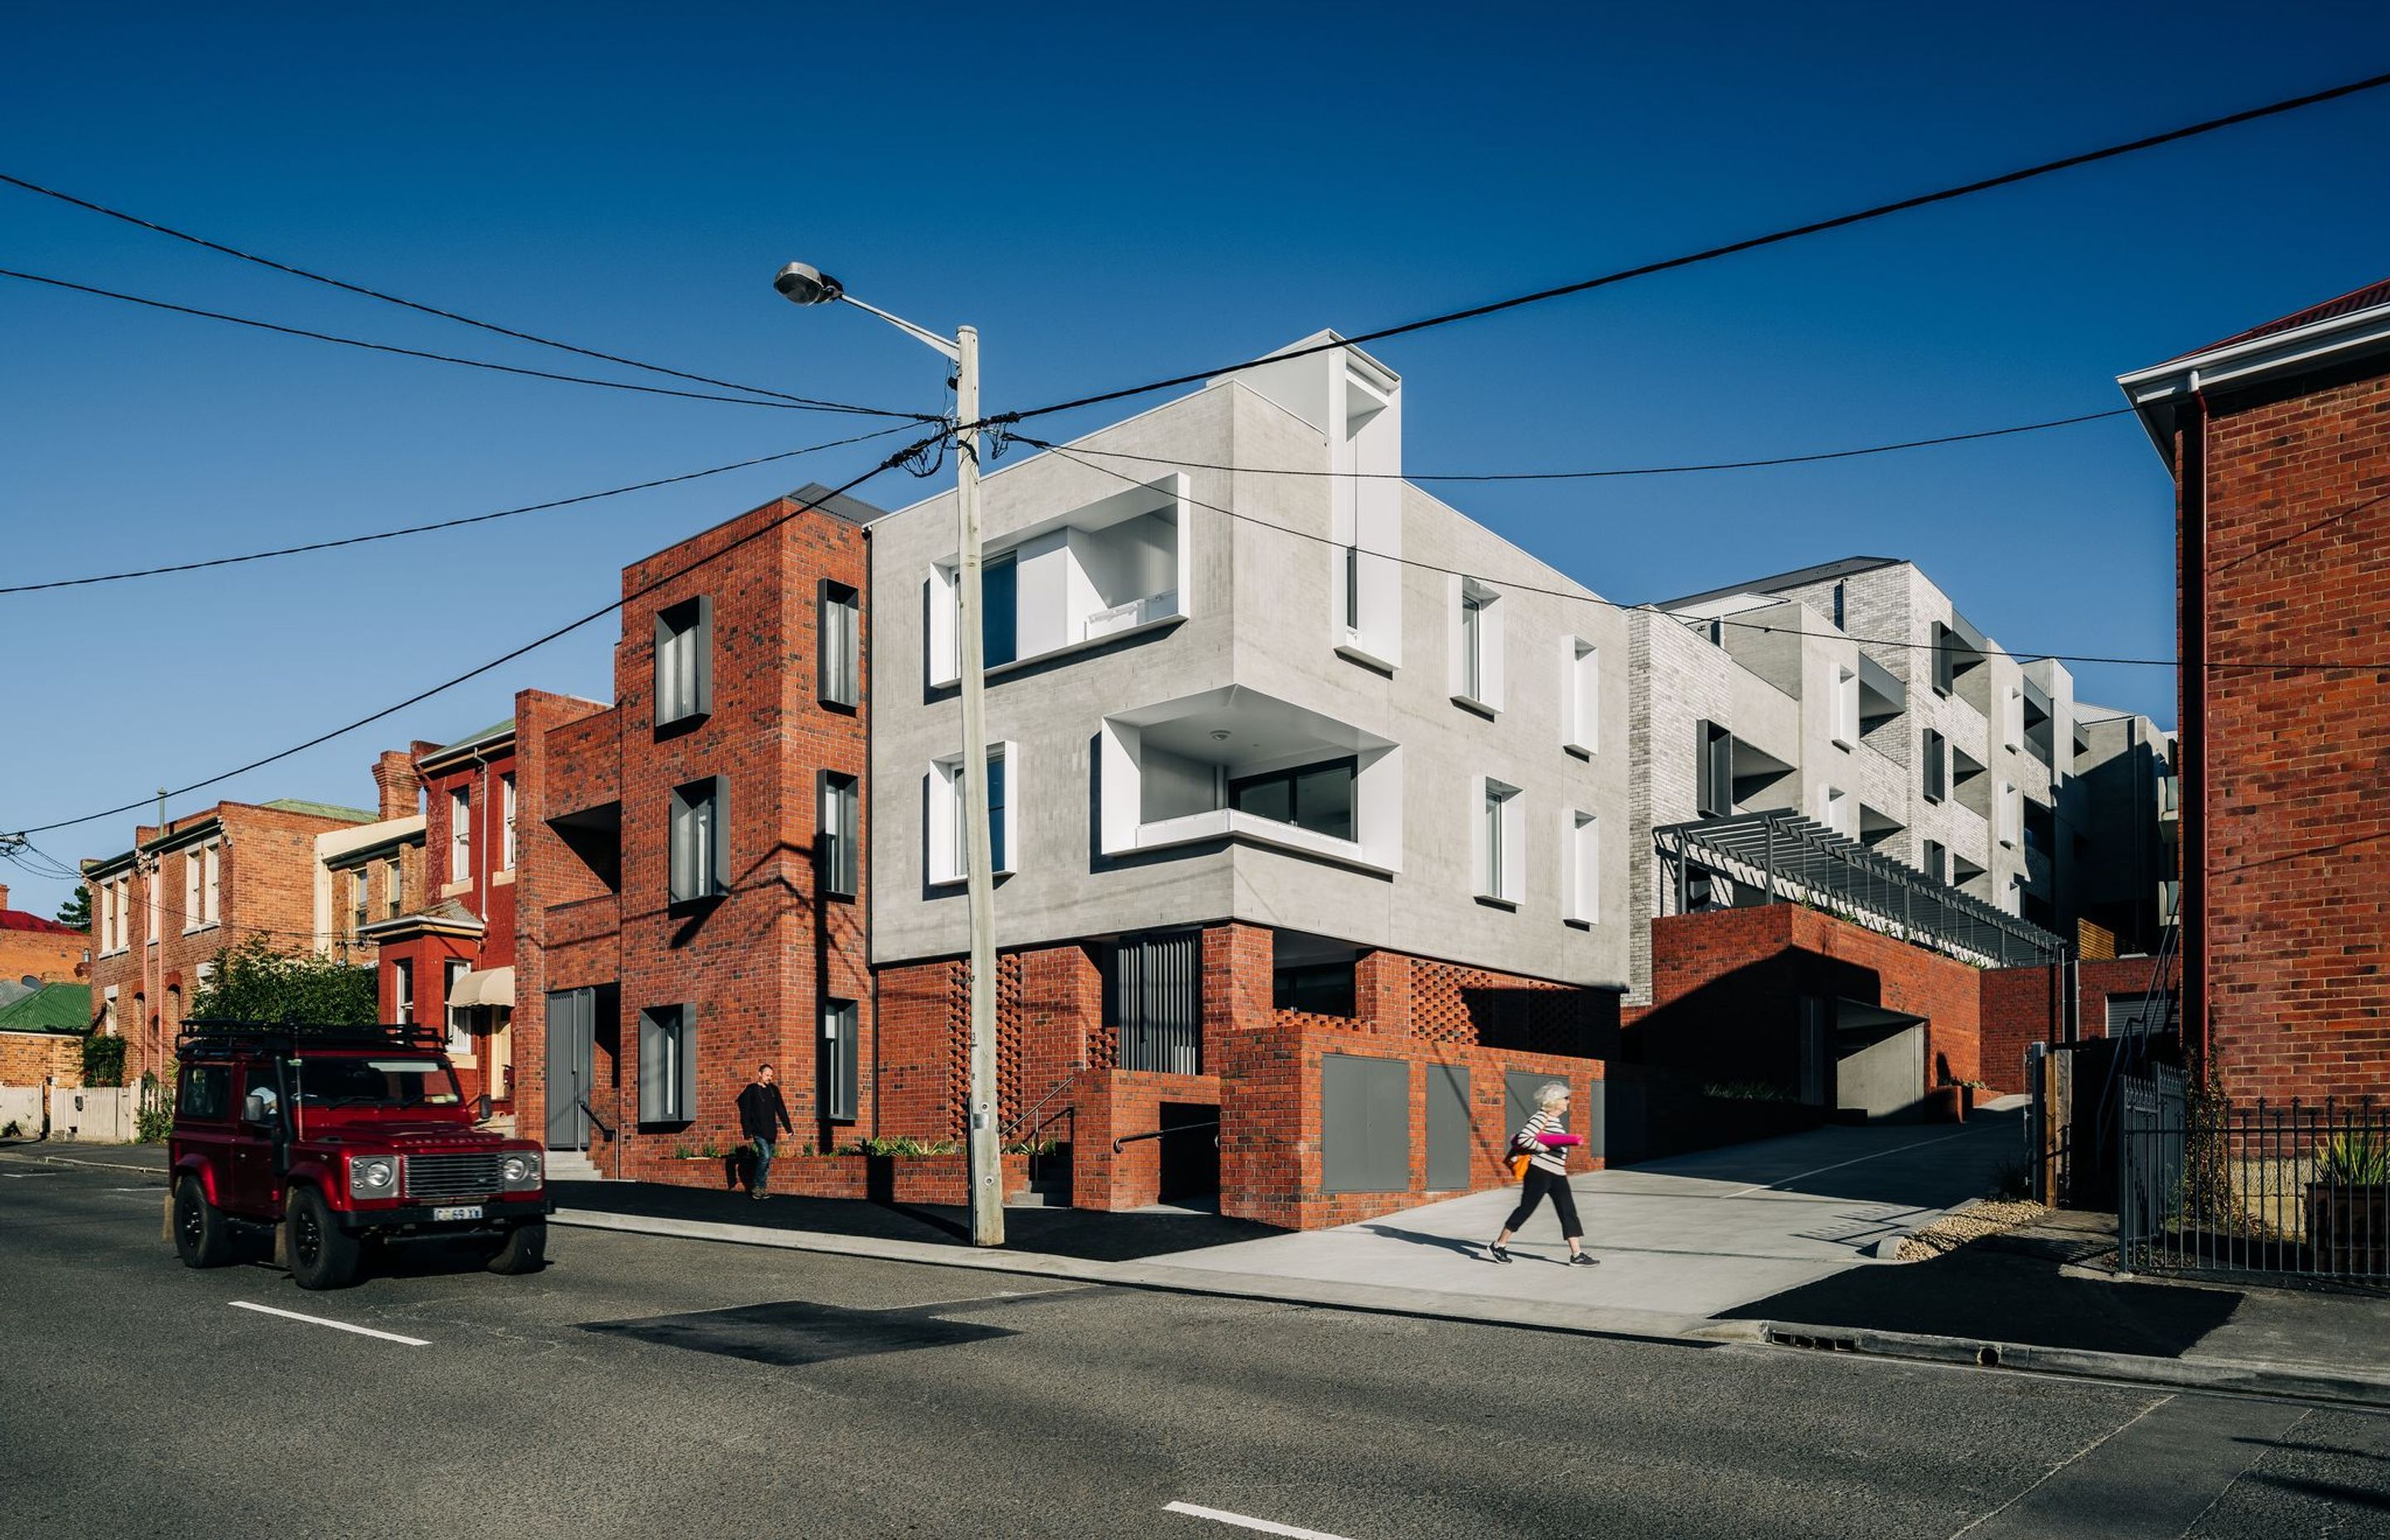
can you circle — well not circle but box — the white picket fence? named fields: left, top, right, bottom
left=41, top=1084, right=138, bottom=1143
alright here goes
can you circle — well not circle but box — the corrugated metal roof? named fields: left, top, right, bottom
left=2164, top=275, right=2390, bottom=363
left=0, top=908, right=82, bottom=935
left=0, top=982, right=91, bottom=1034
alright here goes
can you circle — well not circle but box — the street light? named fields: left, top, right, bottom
left=774, top=261, right=1002, bottom=1248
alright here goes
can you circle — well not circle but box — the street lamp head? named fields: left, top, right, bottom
left=773, top=261, right=843, bottom=307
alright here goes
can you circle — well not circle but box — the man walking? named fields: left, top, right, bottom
left=736, top=1063, right=793, bottom=1201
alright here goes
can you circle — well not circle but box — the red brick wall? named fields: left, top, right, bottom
left=0, top=924, right=87, bottom=988
left=2188, top=362, right=2390, bottom=1104
left=1978, top=954, right=2185, bottom=1095
left=0, top=1031, right=85, bottom=1088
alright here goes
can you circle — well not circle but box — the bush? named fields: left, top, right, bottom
left=81, top=1033, right=126, bottom=1088
left=2318, top=1130, right=2390, bottom=1186
left=134, top=1069, right=176, bottom=1143
left=1705, top=1080, right=1792, bottom=1103
left=188, top=935, right=377, bottom=1025
left=838, top=1134, right=962, bottom=1157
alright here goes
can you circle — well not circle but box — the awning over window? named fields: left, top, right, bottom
left=446, top=966, right=516, bottom=1010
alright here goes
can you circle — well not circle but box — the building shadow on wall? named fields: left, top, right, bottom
left=1456, top=985, right=1620, bottom=1059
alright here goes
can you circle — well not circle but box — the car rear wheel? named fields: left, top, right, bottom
left=285, top=1186, right=362, bottom=1290
left=485, top=1219, right=547, bottom=1275
left=173, top=1176, right=236, bottom=1269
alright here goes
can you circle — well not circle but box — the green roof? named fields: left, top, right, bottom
left=257, top=798, right=378, bottom=824
left=0, top=983, right=91, bottom=1035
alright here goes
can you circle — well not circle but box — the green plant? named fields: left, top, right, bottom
left=699, top=1138, right=723, bottom=1160
left=671, top=1143, right=693, bottom=1160
left=2317, top=1130, right=2390, bottom=1186
left=843, top=1134, right=963, bottom=1157
left=188, top=934, right=377, bottom=1026
left=1991, top=1157, right=2033, bottom=1201
left=1003, top=1135, right=1061, bottom=1157
left=1705, top=1080, right=1792, bottom=1102
left=81, top=1033, right=126, bottom=1088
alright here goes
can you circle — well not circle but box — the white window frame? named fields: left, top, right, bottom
left=183, top=850, right=203, bottom=933
left=145, top=868, right=159, bottom=943
left=383, top=858, right=401, bottom=918
left=202, top=841, right=220, bottom=924
left=449, top=787, right=471, bottom=882
left=1563, top=636, right=1598, bottom=756
left=392, top=958, right=414, bottom=1026
left=444, top=959, right=471, bottom=1055
left=929, top=742, right=1018, bottom=887
left=1563, top=809, right=1598, bottom=927
left=351, top=869, right=372, bottom=937
left=1449, top=577, right=1505, bottom=714
left=500, top=772, right=518, bottom=872
left=1832, top=665, right=1860, bottom=750
left=1473, top=775, right=1524, bottom=907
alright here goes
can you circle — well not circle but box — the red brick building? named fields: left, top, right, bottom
left=0, top=884, right=89, bottom=989
left=2120, top=277, right=2390, bottom=1104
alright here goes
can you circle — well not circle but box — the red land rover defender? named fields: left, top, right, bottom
left=168, top=1020, right=550, bottom=1289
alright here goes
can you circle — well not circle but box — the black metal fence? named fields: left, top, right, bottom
left=2119, top=1072, right=2390, bottom=1285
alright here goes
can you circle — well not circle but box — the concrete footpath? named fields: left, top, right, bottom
left=14, top=1129, right=2390, bottom=1407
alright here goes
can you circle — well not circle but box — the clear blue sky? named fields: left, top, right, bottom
left=5, top=2, right=2386, bottom=919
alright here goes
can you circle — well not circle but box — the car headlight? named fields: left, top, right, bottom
left=347, top=1155, right=397, bottom=1195
left=502, top=1153, right=543, bottom=1191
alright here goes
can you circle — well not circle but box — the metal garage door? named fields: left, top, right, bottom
left=1322, top=1053, right=1410, bottom=1194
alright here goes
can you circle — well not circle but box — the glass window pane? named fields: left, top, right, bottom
left=982, top=555, right=1017, bottom=668
left=1293, top=763, right=1355, bottom=840
left=1231, top=773, right=1293, bottom=825
left=986, top=753, right=1007, bottom=870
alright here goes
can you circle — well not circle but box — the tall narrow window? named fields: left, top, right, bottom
left=983, top=750, right=1008, bottom=872
left=1564, top=638, right=1598, bottom=755
left=820, top=581, right=861, bottom=707
left=351, top=870, right=372, bottom=938
left=1832, top=666, right=1859, bottom=749
left=500, top=772, right=518, bottom=870
left=449, top=787, right=471, bottom=881
left=393, top=958, right=414, bottom=1025
left=1696, top=721, right=1735, bottom=819
left=931, top=744, right=1018, bottom=885
left=203, top=842, right=220, bottom=924
left=821, top=1000, right=858, bottom=1121
left=654, top=595, right=714, bottom=727
left=669, top=777, right=730, bottom=904
left=822, top=772, right=860, bottom=899
left=981, top=552, right=1018, bottom=669
left=1921, top=839, right=1946, bottom=885
left=1476, top=777, right=1523, bottom=905
left=183, top=850, right=202, bottom=932
left=1452, top=578, right=1503, bottom=709
left=1921, top=729, right=1947, bottom=802
left=1564, top=810, right=1598, bottom=926
left=1832, top=582, right=1846, bottom=631
left=1461, top=592, right=1484, bottom=700
left=444, top=959, right=471, bottom=1055
left=383, top=859, right=402, bottom=919
left=638, top=1004, right=696, bottom=1123
left=1930, top=622, right=1956, bottom=694
left=1341, top=543, right=1361, bottom=636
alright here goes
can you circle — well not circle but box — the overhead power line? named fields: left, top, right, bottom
left=1027, top=436, right=2390, bottom=675
left=1013, top=407, right=2135, bottom=483
left=0, top=168, right=902, bottom=416
left=7, top=436, right=938, bottom=840
left=0, top=267, right=934, bottom=419
left=980, top=70, right=2390, bottom=431
left=0, top=421, right=923, bottom=596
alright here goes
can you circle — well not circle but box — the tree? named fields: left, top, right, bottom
left=55, top=884, right=90, bottom=932
left=188, top=934, right=378, bottom=1026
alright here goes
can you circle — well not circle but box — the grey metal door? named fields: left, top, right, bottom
left=1322, top=1053, right=1409, bottom=1194
left=1505, top=1070, right=1566, bottom=1148
left=1426, top=1063, right=1471, bottom=1190
left=545, top=988, right=596, bottom=1149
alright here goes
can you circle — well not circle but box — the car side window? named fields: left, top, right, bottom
left=241, top=1064, right=280, bottom=1122
left=177, top=1065, right=231, bottom=1120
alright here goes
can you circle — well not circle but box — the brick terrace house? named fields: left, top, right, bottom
left=0, top=884, right=90, bottom=988
left=312, top=749, right=426, bottom=971
left=361, top=724, right=519, bottom=1112
left=515, top=483, right=878, bottom=1179
left=83, top=794, right=382, bottom=1089
left=2119, top=276, right=2390, bottom=1104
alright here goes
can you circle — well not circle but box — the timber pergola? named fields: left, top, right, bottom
left=1654, top=808, right=2065, bottom=969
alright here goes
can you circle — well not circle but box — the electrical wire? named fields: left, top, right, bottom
left=0, top=168, right=907, bottom=416
left=0, top=421, right=924, bottom=595
left=0, top=267, right=937, bottom=419
left=978, top=70, right=2390, bottom=431
left=1017, top=407, right=2137, bottom=483
left=5, top=436, right=937, bottom=841
left=1025, top=436, right=2390, bottom=675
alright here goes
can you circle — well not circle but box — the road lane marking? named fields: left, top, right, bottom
left=1164, top=1502, right=1360, bottom=1539
left=1719, top=1128, right=1985, bottom=1199
left=230, top=1301, right=428, bottom=1347
left=1943, top=1394, right=2172, bottom=1539
left=2, top=1171, right=62, bottom=1178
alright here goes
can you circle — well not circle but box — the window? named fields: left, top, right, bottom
left=146, top=870, right=159, bottom=943
left=1475, top=777, right=1524, bottom=905
left=501, top=772, right=518, bottom=870
left=1817, top=783, right=1849, bottom=839
left=929, top=745, right=1017, bottom=885
left=1832, top=582, right=1846, bottom=632
left=1564, top=810, right=1598, bottom=927
left=1228, top=758, right=1357, bottom=842
left=101, top=985, right=118, bottom=1034
left=202, top=843, right=220, bottom=924
left=177, top=1065, right=230, bottom=1120
left=637, top=1004, right=696, bottom=1123
left=669, top=777, right=730, bottom=904
left=1340, top=543, right=1360, bottom=637
left=820, top=581, right=861, bottom=709
left=183, top=850, right=202, bottom=933
left=1274, top=961, right=1356, bottom=1017
left=444, top=959, right=471, bottom=1055
left=1707, top=617, right=1724, bottom=648
left=384, top=859, right=402, bottom=919
left=1930, top=623, right=1956, bottom=694
left=1110, top=929, right=1202, bottom=1074
left=821, top=999, right=858, bottom=1121
left=1921, top=729, right=1947, bottom=802
left=654, top=595, right=714, bottom=728
left=1921, top=840, right=1946, bottom=885
left=351, top=870, right=372, bottom=938
left=1696, top=720, right=1735, bottom=819
left=393, top=958, right=414, bottom=1025
left=1832, top=666, right=1860, bottom=749
left=981, top=551, right=1018, bottom=669
left=449, top=787, right=471, bottom=882
left=822, top=772, right=860, bottom=899
left=1563, top=638, right=1598, bottom=755
left=1451, top=578, right=1504, bottom=710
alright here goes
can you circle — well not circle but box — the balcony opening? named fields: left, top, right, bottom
left=548, top=802, right=622, bottom=893
left=1273, top=930, right=1359, bottom=1019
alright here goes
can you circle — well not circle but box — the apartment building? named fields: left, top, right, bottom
left=2120, top=274, right=2390, bottom=1104
left=868, top=336, right=1624, bottom=1227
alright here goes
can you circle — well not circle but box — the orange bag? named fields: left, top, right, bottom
left=1509, top=1153, right=1531, bottom=1182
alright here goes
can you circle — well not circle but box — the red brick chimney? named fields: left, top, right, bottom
left=373, top=750, right=423, bottom=821
left=0, top=883, right=11, bottom=912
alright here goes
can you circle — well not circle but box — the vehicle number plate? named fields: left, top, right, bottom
left=433, top=1205, right=484, bottom=1222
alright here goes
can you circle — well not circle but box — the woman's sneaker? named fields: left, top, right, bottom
left=1568, top=1252, right=1600, bottom=1266
left=1486, top=1244, right=1512, bottom=1264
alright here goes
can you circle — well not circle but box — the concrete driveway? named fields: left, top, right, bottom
left=1166, top=1103, right=2025, bottom=1318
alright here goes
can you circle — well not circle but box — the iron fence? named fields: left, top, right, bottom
left=2119, top=1073, right=2390, bottom=1285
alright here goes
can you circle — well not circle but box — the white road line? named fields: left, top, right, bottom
left=1164, top=1501, right=1361, bottom=1539
left=230, top=1301, right=428, bottom=1347
left=2, top=1171, right=62, bottom=1178
left=1719, top=1128, right=1985, bottom=1199
left=1943, top=1394, right=2173, bottom=1539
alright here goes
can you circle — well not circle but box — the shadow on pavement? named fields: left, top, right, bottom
left=1616, top=1111, right=2022, bottom=1210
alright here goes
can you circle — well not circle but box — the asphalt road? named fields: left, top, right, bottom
left=4, top=1163, right=2387, bottom=1539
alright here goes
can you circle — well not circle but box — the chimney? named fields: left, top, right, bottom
left=373, top=750, right=423, bottom=821
left=0, top=883, right=10, bottom=911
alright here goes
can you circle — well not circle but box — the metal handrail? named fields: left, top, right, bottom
left=578, top=1097, right=613, bottom=1138
left=1113, top=1118, right=1217, bottom=1154
left=1003, top=1068, right=1081, bottom=1143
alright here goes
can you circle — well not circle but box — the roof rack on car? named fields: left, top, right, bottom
left=176, top=1019, right=448, bottom=1055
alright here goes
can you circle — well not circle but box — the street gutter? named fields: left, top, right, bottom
left=0, top=1147, right=165, bottom=1178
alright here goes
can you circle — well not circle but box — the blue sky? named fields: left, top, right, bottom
left=4, top=2, right=2386, bottom=918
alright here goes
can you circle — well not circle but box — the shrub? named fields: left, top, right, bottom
left=1705, top=1080, right=1792, bottom=1102
left=2317, top=1130, right=2390, bottom=1186
left=837, top=1134, right=963, bottom=1157
left=81, top=1033, right=126, bottom=1088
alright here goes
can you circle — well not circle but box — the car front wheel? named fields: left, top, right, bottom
left=285, top=1186, right=362, bottom=1290
left=173, top=1176, right=235, bottom=1269
left=485, top=1219, right=547, bottom=1275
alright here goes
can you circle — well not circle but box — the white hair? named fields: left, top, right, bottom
left=1537, top=1081, right=1572, bottom=1110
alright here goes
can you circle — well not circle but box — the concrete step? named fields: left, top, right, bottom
left=544, top=1150, right=609, bottom=1182
left=1005, top=1183, right=1073, bottom=1209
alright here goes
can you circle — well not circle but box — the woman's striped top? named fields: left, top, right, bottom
left=1513, top=1109, right=1571, bottom=1177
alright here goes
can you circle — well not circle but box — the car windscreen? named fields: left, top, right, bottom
left=295, top=1057, right=462, bottom=1109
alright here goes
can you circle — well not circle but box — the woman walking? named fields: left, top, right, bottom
left=1489, top=1081, right=1596, bottom=1265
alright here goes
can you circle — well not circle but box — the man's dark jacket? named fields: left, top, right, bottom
left=738, top=1080, right=792, bottom=1142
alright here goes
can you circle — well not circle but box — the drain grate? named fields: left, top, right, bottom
left=580, top=1300, right=1017, bottom=1367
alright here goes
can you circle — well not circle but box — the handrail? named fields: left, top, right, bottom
left=578, top=1097, right=613, bottom=1138
left=1003, top=1067, right=1081, bottom=1142
left=1113, top=1118, right=1217, bottom=1154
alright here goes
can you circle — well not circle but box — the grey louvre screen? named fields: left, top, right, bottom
left=1112, top=930, right=1202, bottom=1074
left=1322, top=1053, right=1410, bottom=1194
left=638, top=1004, right=695, bottom=1124
left=1425, top=1062, right=1471, bottom=1190
left=822, top=999, right=858, bottom=1121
